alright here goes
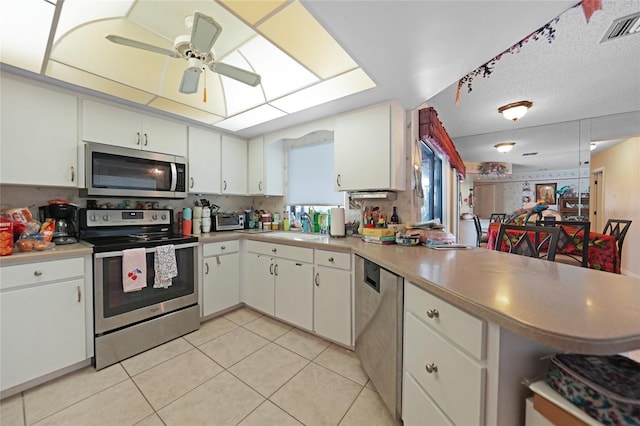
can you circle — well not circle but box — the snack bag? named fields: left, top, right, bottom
left=0, top=217, right=13, bottom=256
left=40, top=219, right=55, bottom=242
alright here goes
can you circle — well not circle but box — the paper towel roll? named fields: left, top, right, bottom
left=330, top=207, right=345, bottom=237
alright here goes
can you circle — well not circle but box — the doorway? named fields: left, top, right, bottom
left=474, top=184, right=496, bottom=219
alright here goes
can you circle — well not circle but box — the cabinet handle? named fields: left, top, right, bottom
left=144, top=133, right=148, bottom=146
left=271, top=248, right=277, bottom=253
left=426, top=309, right=440, bottom=319
left=425, top=363, right=438, bottom=374
left=258, top=181, right=263, bottom=191
left=269, top=263, right=274, bottom=275
left=77, top=286, right=82, bottom=303
left=336, top=174, right=342, bottom=187
left=190, top=177, right=194, bottom=189
left=34, top=270, right=43, bottom=277
left=315, top=272, right=320, bottom=286
left=136, top=131, right=141, bottom=145
left=328, top=257, right=334, bottom=262
left=216, top=255, right=221, bottom=265
left=223, top=180, right=227, bottom=191
left=70, top=166, right=75, bottom=182
left=274, top=264, right=278, bottom=276
left=221, top=246, right=226, bottom=250
left=205, top=262, right=210, bottom=274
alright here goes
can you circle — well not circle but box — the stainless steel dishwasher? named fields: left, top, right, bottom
left=355, top=255, right=404, bottom=420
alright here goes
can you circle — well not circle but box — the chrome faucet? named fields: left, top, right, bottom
left=299, top=213, right=312, bottom=233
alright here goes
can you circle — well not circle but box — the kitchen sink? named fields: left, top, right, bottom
left=260, top=231, right=328, bottom=241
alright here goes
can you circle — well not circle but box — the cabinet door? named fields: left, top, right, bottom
left=275, top=259, right=313, bottom=330
left=221, top=135, right=247, bottom=195
left=82, top=99, right=142, bottom=149
left=403, top=372, right=454, bottom=426
left=188, top=127, right=222, bottom=194
left=314, top=265, right=352, bottom=346
left=334, top=103, right=391, bottom=191
left=141, top=115, right=187, bottom=157
left=1, top=279, right=86, bottom=391
left=243, top=253, right=274, bottom=315
left=248, top=137, right=265, bottom=195
left=1, top=77, right=78, bottom=187
left=202, top=253, right=239, bottom=317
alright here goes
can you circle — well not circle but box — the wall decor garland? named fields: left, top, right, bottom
left=455, top=0, right=602, bottom=105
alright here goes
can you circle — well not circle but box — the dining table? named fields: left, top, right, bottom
left=487, top=222, right=621, bottom=273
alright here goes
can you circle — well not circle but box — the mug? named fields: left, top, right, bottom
left=193, top=219, right=202, bottom=234
left=202, top=217, right=211, bottom=233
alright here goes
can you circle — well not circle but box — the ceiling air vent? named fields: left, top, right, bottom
left=601, top=11, right=640, bottom=43
left=522, top=152, right=538, bottom=156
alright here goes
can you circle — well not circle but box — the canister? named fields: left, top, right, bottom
left=182, top=208, right=192, bottom=220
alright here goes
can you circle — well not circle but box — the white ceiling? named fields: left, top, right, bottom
left=2, top=0, right=638, bottom=169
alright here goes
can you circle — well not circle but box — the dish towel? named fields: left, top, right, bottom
left=154, top=244, right=178, bottom=289
left=122, top=248, right=147, bottom=292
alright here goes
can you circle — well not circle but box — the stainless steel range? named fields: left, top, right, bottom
left=79, top=208, right=199, bottom=370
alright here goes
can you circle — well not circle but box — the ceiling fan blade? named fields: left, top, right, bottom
left=191, top=12, right=222, bottom=53
left=211, top=62, right=261, bottom=87
left=105, top=34, right=180, bottom=58
left=179, top=68, right=201, bottom=94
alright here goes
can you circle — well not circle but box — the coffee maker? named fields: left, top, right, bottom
left=39, top=204, right=79, bottom=244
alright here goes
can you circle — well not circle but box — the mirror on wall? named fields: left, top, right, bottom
left=425, top=1, right=639, bottom=218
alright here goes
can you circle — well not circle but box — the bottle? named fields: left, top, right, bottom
left=391, top=206, right=399, bottom=224
left=283, top=211, right=290, bottom=231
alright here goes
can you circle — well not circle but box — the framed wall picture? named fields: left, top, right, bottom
left=535, top=183, right=557, bottom=205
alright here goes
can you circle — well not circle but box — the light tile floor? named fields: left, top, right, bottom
left=0, top=307, right=399, bottom=426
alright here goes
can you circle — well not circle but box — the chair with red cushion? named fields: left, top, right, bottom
left=496, top=224, right=561, bottom=261
left=536, top=220, right=590, bottom=268
left=603, top=219, right=632, bottom=262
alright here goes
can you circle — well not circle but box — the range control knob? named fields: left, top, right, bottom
left=102, top=215, right=110, bottom=222
left=161, top=214, right=167, bottom=221
left=152, top=214, right=158, bottom=220
left=90, top=214, right=98, bottom=222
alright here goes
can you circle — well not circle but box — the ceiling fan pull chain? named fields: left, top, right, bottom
left=203, top=67, right=207, bottom=103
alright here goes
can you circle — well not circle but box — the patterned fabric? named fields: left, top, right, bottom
left=154, top=245, right=177, bottom=289
left=487, top=222, right=621, bottom=273
left=547, top=354, right=640, bottom=425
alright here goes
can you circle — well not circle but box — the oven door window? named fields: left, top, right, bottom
left=100, top=248, right=194, bottom=317
left=92, top=152, right=173, bottom=192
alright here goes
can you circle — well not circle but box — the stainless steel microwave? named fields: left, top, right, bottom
left=82, top=142, right=188, bottom=199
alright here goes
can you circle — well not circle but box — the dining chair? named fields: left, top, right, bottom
left=603, top=219, right=632, bottom=262
left=473, top=215, right=483, bottom=247
left=489, top=213, right=507, bottom=223
left=496, top=224, right=561, bottom=261
left=536, top=220, right=590, bottom=268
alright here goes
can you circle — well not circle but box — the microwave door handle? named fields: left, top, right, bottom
left=170, top=163, right=177, bottom=191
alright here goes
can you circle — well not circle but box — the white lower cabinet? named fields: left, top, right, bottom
left=0, top=257, right=89, bottom=392
left=201, top=241, right=240, bottom=317
left=403, top=281, right=486, bottom=426
left=274, top=259, right=313, bottom=331
left=242, top=240, right=313, bottom=329
left=314, top=250, right=352, bottom=346
left=402, top=371, right=453, bottom=426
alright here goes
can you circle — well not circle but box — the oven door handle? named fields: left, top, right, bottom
left=94, top=241, right=199, bottom=258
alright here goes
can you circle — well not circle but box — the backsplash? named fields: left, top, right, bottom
left=0, top=184, right=254, bottom=220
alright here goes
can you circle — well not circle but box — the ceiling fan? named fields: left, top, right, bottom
left=105, top=12, right=261, bottom=95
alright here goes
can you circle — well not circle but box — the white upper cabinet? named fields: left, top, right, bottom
left=334, top=101, right=406, bottom=191
left=82, top=100, right=187, bottom=157
left=1, top=77, right=78, bottom=187
left=221, top=135, right=247, bottom=195
left=188, top=127, right=222, bottom=194
left=248, top=136, right=284, bottom=196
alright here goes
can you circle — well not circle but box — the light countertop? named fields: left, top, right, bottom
left=4, top=230, right=639, bottom=355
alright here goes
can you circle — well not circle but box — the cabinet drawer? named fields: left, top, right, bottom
left=1, top=257, right=85, bottom=290
left=202, top=240, right=239, bottom=257
left=402, top=371, right=453, bottom=426
left=404, top=312, right=485, bottom=426
left=405, top=281, right=485, bottom=359
left=315, top=249, right=350, bottom=270
left=245, top=240, right=313, bottom=263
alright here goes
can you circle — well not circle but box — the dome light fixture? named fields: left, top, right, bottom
left=494, top=142, right=516, bottom=153
left=590, top=142, right=597, bottom=151
left=498, top=100, right=533, bottom=121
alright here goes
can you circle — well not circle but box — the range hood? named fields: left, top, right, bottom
left=349, top=191, right=397, bottom=201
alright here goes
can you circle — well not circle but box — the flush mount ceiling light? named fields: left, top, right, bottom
left=590, top=142, right=597, bottom=150
left=498, top=100, right=533, bottom=121
left=494, top=142, right=516, bottom=153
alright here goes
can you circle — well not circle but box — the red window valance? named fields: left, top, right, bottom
left=419, top=107, right=466, bottom=179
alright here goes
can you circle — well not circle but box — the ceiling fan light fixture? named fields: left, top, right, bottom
left=495, top=142, right=516, bottom=153
left=498, top=100, right=533, bottom=121
left=180, top=60, right=203, bottom=94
